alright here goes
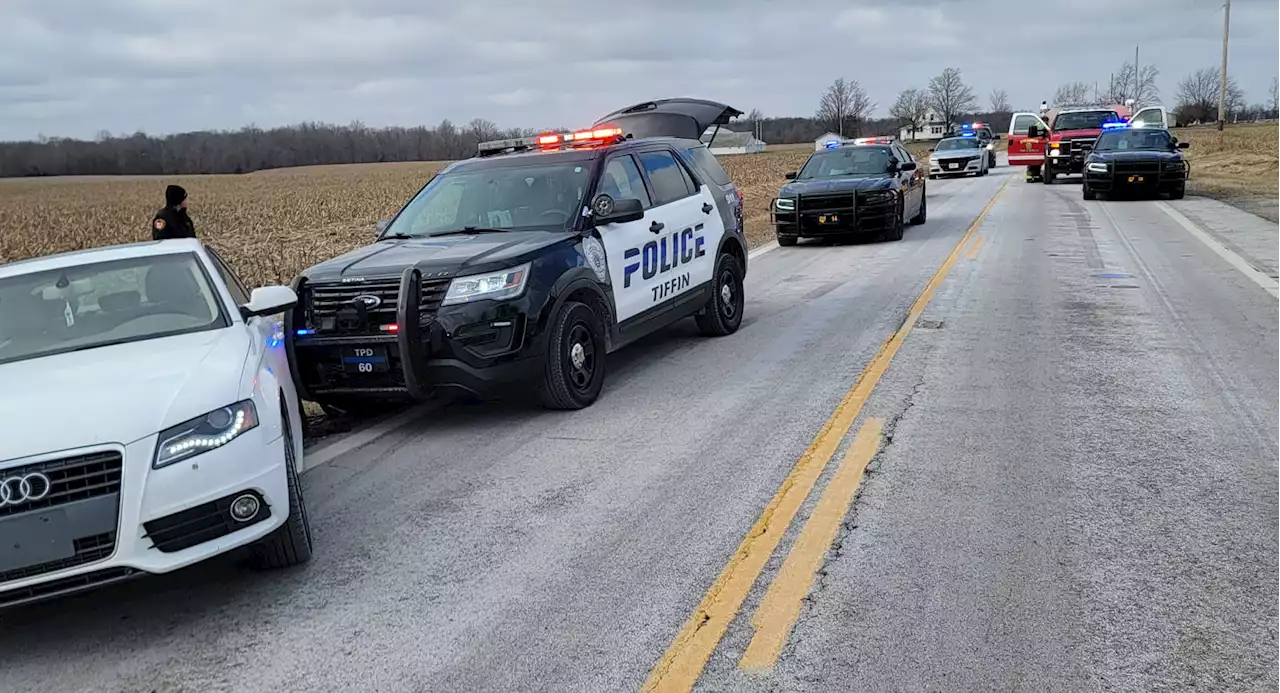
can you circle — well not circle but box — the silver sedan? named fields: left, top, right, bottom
left=927, top=136, right=990, bottom=178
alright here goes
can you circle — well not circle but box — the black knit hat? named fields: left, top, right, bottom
left=165, top=184, right=187, bottom=207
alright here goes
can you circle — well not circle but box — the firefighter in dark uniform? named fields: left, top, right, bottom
left=151, top=184, right=196, bottom=240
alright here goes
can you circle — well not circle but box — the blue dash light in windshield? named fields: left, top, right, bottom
left=1102, top=122, right=1128, bottom=129
left=295, top=329, right=314, bottom=336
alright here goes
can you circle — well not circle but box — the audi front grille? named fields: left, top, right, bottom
left=0, top=450, right=122, bottom=519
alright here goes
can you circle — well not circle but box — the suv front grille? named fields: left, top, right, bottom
left=1112, top=161, right=1161, bottom=175
left=0, top=451, right=123, bottom=519
left=306, top=277, right=454, bottom=335
left=797, top=194, right=855, bottom=214
left=1067, top=137, right=1096, bottom=154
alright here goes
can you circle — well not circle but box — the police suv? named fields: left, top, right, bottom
left=286, top=99, right=748, bottom=411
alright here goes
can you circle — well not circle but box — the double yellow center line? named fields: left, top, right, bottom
left=641, top=176, right=1010, bottom=692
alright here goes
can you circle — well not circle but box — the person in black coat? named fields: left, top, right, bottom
left=151, top=185, right=196, bottom=240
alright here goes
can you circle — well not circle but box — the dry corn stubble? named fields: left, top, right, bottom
left=2, top=124, right=1273, bottom=286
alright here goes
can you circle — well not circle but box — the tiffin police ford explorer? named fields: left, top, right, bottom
left=286, top=99, right=748, bottom=411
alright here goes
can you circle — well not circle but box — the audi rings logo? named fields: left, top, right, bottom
left=0, top=473, right=52, bottom=508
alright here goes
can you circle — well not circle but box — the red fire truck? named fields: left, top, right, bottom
left=1006, top=104, right=1171, bottom=183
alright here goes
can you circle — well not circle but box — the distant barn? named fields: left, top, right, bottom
left=702, top=128, right=766, bottom=155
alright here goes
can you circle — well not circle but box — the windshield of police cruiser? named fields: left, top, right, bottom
left=1051, top=111, right=1120, bottom=131
left=1093, top=129, right=1174, bottom=151
left=797, top=147, right=893, bottom=179
left=0, top=253, right=228, bottom=365
left=385, top=161, right=592, bottom=237
left=935, top=138, right=982, bottom=151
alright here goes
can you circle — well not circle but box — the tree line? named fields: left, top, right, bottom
left=3, top=65, right=1276, bottom=178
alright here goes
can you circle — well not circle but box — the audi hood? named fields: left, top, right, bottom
left=0, top=328, right=251, bottom=463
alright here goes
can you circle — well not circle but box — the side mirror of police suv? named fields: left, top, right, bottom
left=591, top=194, right=645, bottom=225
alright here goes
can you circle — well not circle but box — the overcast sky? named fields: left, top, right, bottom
left=2, top=0, right=1276, bottom=141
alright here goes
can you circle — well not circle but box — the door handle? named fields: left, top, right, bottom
left=650, top=221, right=665, bottom=234
left=701, top=202, right=713, bottom=214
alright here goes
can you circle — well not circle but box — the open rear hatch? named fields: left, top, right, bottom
left=593, top=98, right=743, bottom=141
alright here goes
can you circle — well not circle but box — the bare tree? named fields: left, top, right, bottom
left=989, top=88, right=1011, bottom=115
left=889, top=88, right=931, bottom=140
left=1176, top=67, right=1245, bottom=124
left=1270, top=77, right=1279, bottom=119
left=1054, top=81, right=1094, bottom=106
left=1106, top=62, right=1160, bottom=107
left=927, top=68, right=977, bottom=131
left=816, top=78, right=875, bottom=137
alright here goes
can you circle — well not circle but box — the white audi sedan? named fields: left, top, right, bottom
left=0, top=239, right=312, bottom=609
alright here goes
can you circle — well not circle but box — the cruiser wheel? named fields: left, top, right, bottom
left=540, top=301, right=606, bottom=410
left=696, top=253, right=744, bottom=336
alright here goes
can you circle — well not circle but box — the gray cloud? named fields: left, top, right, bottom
left=1, top=0, right=1276, bottom=140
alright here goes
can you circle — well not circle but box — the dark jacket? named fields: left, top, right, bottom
left=151, top=206, right=195, bottom=240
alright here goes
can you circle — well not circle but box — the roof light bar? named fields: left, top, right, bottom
left=478, top=127, right=625, bottom=156
left=1101, top=122, right=1128, bottom=129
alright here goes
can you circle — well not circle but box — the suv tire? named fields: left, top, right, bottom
left=910, top=191, right=927, bottom=225
left=696, top=253, right=745, bottom=336
left=539, top=301, right=606, bottom=410
left=777, top=234, right=798, bottom=247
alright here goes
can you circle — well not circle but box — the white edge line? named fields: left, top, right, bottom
left=749, top=240, right=779, bottom=260
left=1154, top=201, right=1279, bottom=299
left=300, top=404, right=435, bottom=473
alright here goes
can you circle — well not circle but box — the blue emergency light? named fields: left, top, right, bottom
left=960, top=132, right=975, bottom=137
left=824, top=139, right=840, bottom=149
left=1102, top=122, right=1128, bottom=129
left=295, top=329, right=314, bottom=336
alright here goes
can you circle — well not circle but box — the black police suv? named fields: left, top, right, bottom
left=285, top=99, right=749, bottom=411
left=771, top=140, right=926, bottom=246
left=1082, top=126, right=1190, bottom=201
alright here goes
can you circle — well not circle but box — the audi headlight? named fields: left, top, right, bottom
left=774, top=197, right=796, bottom=212
left=861, top=190, right=895, bottom=204
left=442, top=263, right=530, bottom=306
left=1086, top=162, right=1109, bottom=173
left=154, top=400, right=259, bottom=469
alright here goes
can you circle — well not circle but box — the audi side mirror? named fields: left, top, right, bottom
left=591, top=195, right=645, bottom=225
left=240, top=285, right=298, bottom=319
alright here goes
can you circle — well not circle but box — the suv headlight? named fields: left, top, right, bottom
left=986, top=143, right=994, bottom=151
left=861, top=190, right=895, bottom=204
left=774, top=197, right=796, bottom=212
left=442, top=263, right=530, bottom=306
left=154, top=400, right=259, bottom=469
left=1165, top=161, right=1186, bottom=171
left=1086, top=162, right=1109, bottom=173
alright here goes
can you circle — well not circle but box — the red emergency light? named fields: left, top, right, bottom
left=537, top=127, right=623, bottom=149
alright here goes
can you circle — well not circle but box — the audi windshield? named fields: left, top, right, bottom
left=0, top=253, right=229, bottom=365
left=381, top=160, right=594, bottom=238
left=797, top=147, right=894, bottom=179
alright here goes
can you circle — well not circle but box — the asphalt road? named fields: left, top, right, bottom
left=3, top=162, right=1276, bottom=693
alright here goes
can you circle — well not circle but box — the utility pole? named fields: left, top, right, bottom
left=1217, top=0, right=1231, bottom=131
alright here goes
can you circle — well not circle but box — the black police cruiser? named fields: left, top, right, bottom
left=771, top=137, right=926, bottom=246
left=285, top=99, right=748, bottom=410
left=1082, top=126, right=1190, bottom=201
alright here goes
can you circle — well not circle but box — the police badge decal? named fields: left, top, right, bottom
left=583, top=236, right=609, bottom=283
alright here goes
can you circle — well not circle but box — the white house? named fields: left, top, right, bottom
left=703, top=128, right=766, bottom=155
left=898, top=112, right=949, bottom=142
